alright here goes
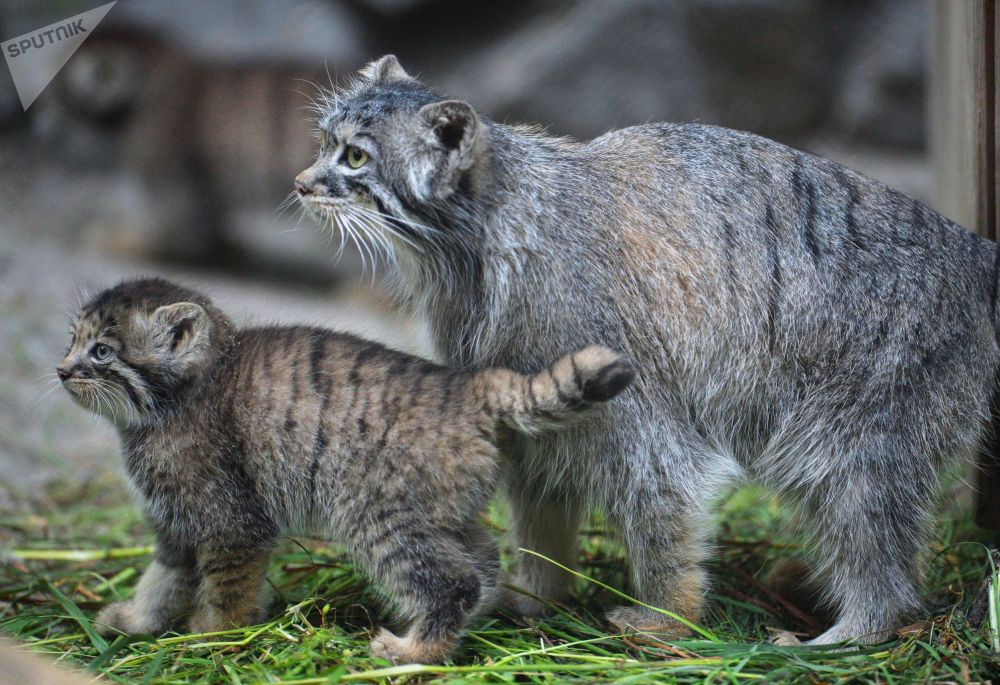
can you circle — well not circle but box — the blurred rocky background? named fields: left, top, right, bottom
left=0, top=0, right=931, bottom=507
left=0, top=0, right=931, bottom=278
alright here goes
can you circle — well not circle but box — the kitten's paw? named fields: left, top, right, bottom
left=187, top=603, right=262, bottom=635
left=95, top=601, right=165, bottom=635
left=369, top=628, right=452, bottom=664
left=605, top=606, right=694, bottom=637
left=187, top=607, right=227, bottom=635
left=95, top=601, right=132, bottom=635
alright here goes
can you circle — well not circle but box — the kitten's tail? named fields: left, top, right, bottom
left=477, top=346, right=635, bottom=435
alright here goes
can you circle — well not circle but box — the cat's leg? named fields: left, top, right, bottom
left=503, top=484, right=584, bottom=616
left=188, top=544, right=273, bottom=633
left=462, top=522, right=502, bottom=616
left=801, top=444, right=929, bottom=645
left=96, top=542, right=197, bottom=635
left=368, top=531, right=485, bottom=664
left=604, top=486, right=713, bottom=637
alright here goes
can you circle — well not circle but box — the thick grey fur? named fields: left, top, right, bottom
left=296, top=55, right=1000, bottom=645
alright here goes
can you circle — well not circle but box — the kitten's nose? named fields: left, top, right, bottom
left=56, top=365, right=72, bottom=381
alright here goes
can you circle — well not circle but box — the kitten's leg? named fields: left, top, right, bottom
left=368, top=531, right=485, bottom=664
left=188, top=545, right=273, bottom=633
left=503, top=485, right=583, bottom=616
left=604, top=494, right=711, bottom=637
left=96, top=543, right=196, bottom=635
left=802, top=450, right=928, bottom=645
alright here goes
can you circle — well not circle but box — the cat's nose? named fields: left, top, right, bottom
left=56, top=365, right=72, bottom=381
left=294, top=171, right=315, bottom=195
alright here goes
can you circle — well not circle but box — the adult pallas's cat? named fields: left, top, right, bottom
left=295, top=55, right=999, bottom=645
left=58, top=277, right=633, bottom=663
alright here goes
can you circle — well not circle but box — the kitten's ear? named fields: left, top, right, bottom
left=420, top=100, right=478, bottom=156
left=359, top=54, right=413, bottom=84
left=153, top=302, right=210, bottom=358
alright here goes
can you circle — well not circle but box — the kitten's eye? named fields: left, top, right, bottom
left=319, top=131, right=329, bottom=150
left=344, top=146, right=368, bottom=169
left=91, top=343, right=113, bottom=362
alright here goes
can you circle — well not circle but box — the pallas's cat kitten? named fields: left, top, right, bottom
left=296, top=55, right=1000, bottom=645
left=58, top=278, right=633, bottom=663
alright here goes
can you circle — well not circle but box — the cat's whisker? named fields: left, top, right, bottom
left=350, top=209, right=391, bottom=266
left=345, top=213, right=378, bottom=281
left=30, top=376, right=64, bottom=409
left=362, top=213, right=404, bottom=269
left=274, top=191, right=301, bottom=219
left=352, top=206, right=425, bottom=254
left=277, top=203, right=309, bottom=237
left=335, top=212, right=368, bottom=276
left=349, top=212, right=391, bottom=287
left=363, top=205, right=440, bottom=239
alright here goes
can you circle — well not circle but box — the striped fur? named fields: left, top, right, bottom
left=295, top=56, right=1000, bottom=645
left=58, top=278, right=633, bottom=663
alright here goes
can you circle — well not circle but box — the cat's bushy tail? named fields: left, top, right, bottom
left=478, top=346, right=634, bottom=435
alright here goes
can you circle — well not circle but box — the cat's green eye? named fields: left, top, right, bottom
left=319, top=131, right=329, bottom=149
left=91, top=343, right=113, bottom=362
left=345, top=146, right=369, bottom=169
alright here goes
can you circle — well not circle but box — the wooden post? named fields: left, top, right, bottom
left=929, top=1, right=999, bottom=530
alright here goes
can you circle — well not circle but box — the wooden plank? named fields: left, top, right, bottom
left=930, top=1, right=999, bottom=531
left=930, top=1, right=989, bottom=233
left=980, top=0, right=1000, bottom=531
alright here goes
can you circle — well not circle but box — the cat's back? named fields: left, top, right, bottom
left=562, top=121, right=1000, bottom=425
left=583, top=121, right=997, bottom=340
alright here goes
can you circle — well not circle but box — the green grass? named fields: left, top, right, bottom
left=1, top=474, right=998, bottom=683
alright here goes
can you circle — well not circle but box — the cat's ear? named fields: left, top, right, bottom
left=415, top=99, right=482, bottom=199
left=153, top=302, right=210, bottom=359
left=360, top=54, right=413, bottom=84
left=420, top=100, right=478, bottom=155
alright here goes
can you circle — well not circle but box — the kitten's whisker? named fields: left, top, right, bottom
left=30, top=377, right=64, bottom=409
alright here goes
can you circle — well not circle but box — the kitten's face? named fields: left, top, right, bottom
left=59, top=306, right=153, bottom=426
left=58, top=280, right=215, bottom=427
left=295, top=56, right=484, bottom=265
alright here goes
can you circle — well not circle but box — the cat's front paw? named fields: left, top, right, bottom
left=369, top=628, right=452, bottom=664
left=95, top=601, right=165, bottom=635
